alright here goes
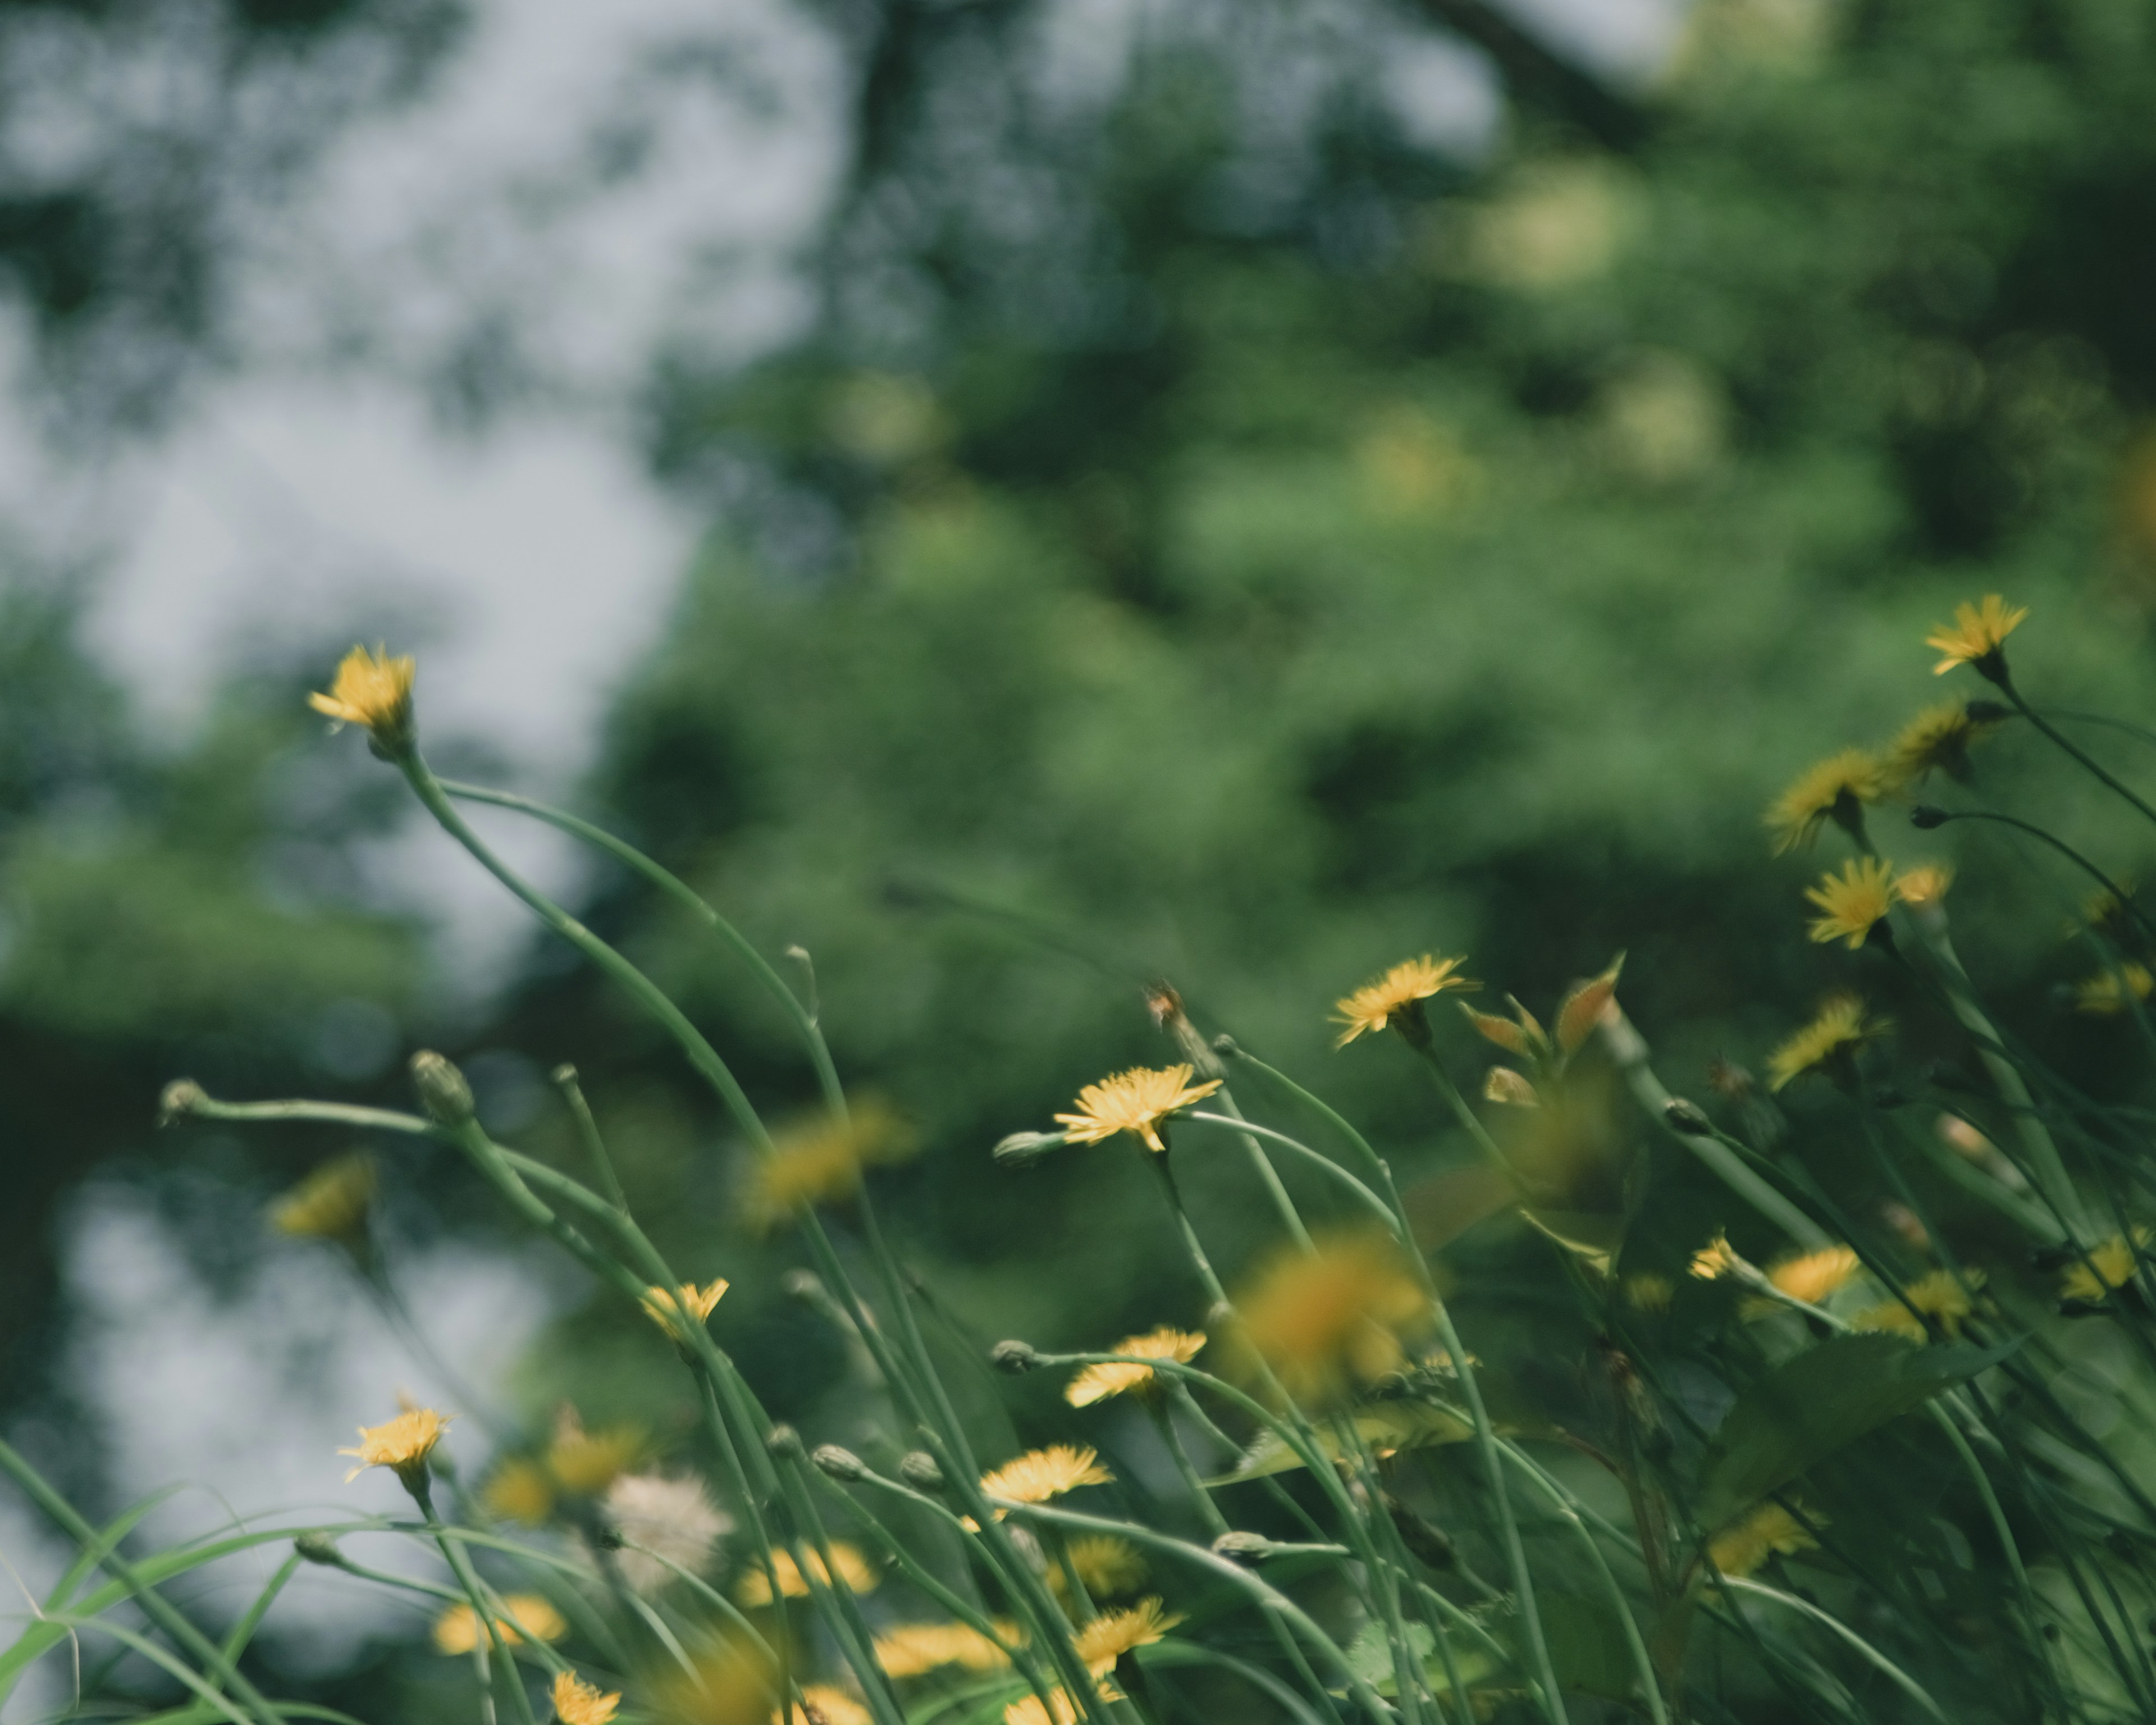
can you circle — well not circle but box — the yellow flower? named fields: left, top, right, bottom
left=2062, top=1230, right=2150, bottom=1303
left=874, top=1621, right=1017, bottom=1679
left=2076, top=963, right=2154, bottom=1016
left=552, top=1671, right=621, bottom=1725
left=1852, top=1300, right=1925, bottom=1341
left=1053, top=1065, right=1223, bottom=1154
left=1688, top=1234, right=1745, bottom=1282
left=736, top=1544, right=880, bottom=1607
left=1332, top=955, right=1477, bottom=1046
left=1073, top=1598, right=1182, bottom=1677
left=1232, top=1233, right=1428, bottom=1405
left=269, top=1153, right=376, bottom=1243
left=747, top=1099, right=915, bottom=1226
left=642, top=1279, right=729, bottom=1342
left=433, top=1594, right=567, bottom=1654
left=1805, top=857, right=1897, bottom=950
left=1059, top=1536, right=1148, bottom=1599
left=979, top=1445, right=1113, bottom=1510
left=1766, top=996, right=1885, bottom=1092
left=1764, top=749, right=1886, bottom=855
left=775, top=1686, right=871, bottom=1725
left=1857, top=1268, right=1983, bottom=1339
left=1894, top=863, right=1954, bottom=910
left=1709, top=1502, right=1819, bottom=1578
left=1621, top=1273, right=1673, bottom=1313
left=1004, top=1694, right=1080, bottom=1725
left=547, top=1412, right=643, bottom=1495
left=482, top=1458, right=556, bottom=1527
left=308, top=644, right=417, bottom=747
left=340, top=1407, right=449, bottom=1488
left=1927, top=594, right=2029, bottom=677
left=1885, top=702, right=1998, bottom=788
left=1065, top=1327, right=1207, bottom=1407
left=1767, top=1246, right=1861, bottom=1306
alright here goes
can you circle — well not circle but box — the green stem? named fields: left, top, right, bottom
left=414, top=1482, right=540, bottom=1725
left=1180, top=1112, right=1400, bottom=1231
left=1205, top=1087, right=1317, bottom=1253
left=550, top=1064, right=629, bottom=1212
left=1146, top=1400, right=1232, bottom=1539
left=2000, top=675, right=2156, bottom=833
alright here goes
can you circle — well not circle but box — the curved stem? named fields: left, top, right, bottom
left=1999, top=677, right=2156, bottom=833
left=1180, top=1114, right=1400, bottom=1231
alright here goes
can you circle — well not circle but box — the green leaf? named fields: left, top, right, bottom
left=1696, top=1333, right=2012, bottom=1529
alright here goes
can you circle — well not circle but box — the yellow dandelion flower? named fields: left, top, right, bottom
left=1927, top=594, right=2028, bottom=677
left=1766, top=996, right=1885, bottom=1092
left=1852, top=1300, right=1926, bottom=1341
left=1709, top=1502, right=1819, bottom=1578
left=1061, top=1536, right=1148, bottom=1599
left=1688, top=1234, right=1744, bottom=1282
left=552, top=1671, right=621, bottom=1725
left=1765, top=749, right=1886, bottom=855
left=1857, top=1268, right=1983, bottom=1339
left=1053, top=1065, right=1223, bottom=1154
left=482, top=1458, right=556, bottom=1526
left=1074, top=1598, right=1182, bottom=1677
left=874, top=1621, right=1017, bottom=1680
left=2062, top=1230, right=2150, bottom=1303
left=340, top=1407, right=449, bottom=1488
left=642, top=1279, right=729, bottom=1343
left=1004, top=1694, right=1080, bottom=1725
left=308, top=644, right=417, bottom=747
left=1885, top=702, right=1998, bottom=788
left=1232, top=1233, right=1428, bottom=1406
left=1622, top=1273, right=1673, bottom=1313
left=1805, top=857, right=1898, bottom=950
left=736, top=1543, right=880, bottom=1607
left=1768, top=1246, right=1861, bottom=1306
left=2076, top=963, right=2154, bottom=1016
left=547, top=1412, right=643, bottom=1495
left=269, top=1153, right=376, bottom=1243
left=433, top=1594, right=567, bottom=1654
left=747, top=1099, right=915, bottom=1226
left=1332, top=955, right=1477, bottom=1046
left=775, top=1686, right=872, bottom=1725
left=1065, top=1327, right=1207, bottom=1408
left=1894, top=863, right=1954, bottom=910
left=979, top=1445, right=1113, bottom=1512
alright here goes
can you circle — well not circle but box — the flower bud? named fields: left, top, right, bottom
left=158, top=1079, right=207, bottom=1127
left=990, top=1339, right=1041, bottom=1375
left=410, top=1051, right=476, bottom=1126
left=812, top=1444, right=867, bottom=1482
left=765, top=1424, right=806, bottom=1462
left=898, top=1451, right=945, bottom=1492
left=1662, top=1098, right=1714, bottom=1137
left=992, top=1130, right=1065, bottom=1167
left=1211, top=1531, right=1273, bottom=1563
left=293, top=1531, right=344, bottom=1566
left=1910, top=805, right=1951, bottom=830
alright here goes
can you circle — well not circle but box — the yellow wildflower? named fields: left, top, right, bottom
left=1805, top=856, right=1897, bottom=950
left=1332, top=954, right=1477, bottom=1046
left=1065, top=1327, right=1207, bottom=1408
left=1767, top=1246, right=1861, bottom=1307
left=642, top=1279, right=729, bottom=1342
left=1060, top=1536, right=1148, bottom=1599
left=1857, top=1268, right=1983, bottom=1339
left=2076, top=963, right=2154, bottom=1016
left=1927, top=594, right=2028, bottom=677
left=1852, top=1300, right=1926, bottom=1341
left=269, top=1153, right=376, bottom=1243
left=1622, top=1273, right=1673, bottom=1313
left=747, top=1099, right=915, bottom=1226
left=552, top=1671, right=621, bottom=1725
left=776, top=1687, right=871, bottom=1725
left=1766, top=996, right=1885, bottom=1092
left=482, top=1458, right=556, bottom=1526
left=1688, top=1234, right=1745, bottom=1282
left=339, top=1406, right=449, bottom=1489
left=874, top=1621, right=1016, bottom=1679
left=433, top=1594, right=567, bottom=1654
left=1074, top=1598, right=1182, bottom=1676
left=1232, top=1233, right=1428, bottom=1405
left=980, top=1445, right=1113, bottom=1511
left=1004, top=1694, right=1080, bottom=1725
left=1053, top=1065, right=1222, bottom=1154
left=1765, top=749, right=1886, bottom=854
left=308, top=644, right=416, bottom=747
left=547, top=1411, right=643, bottom=1495
left=1885, top=702, right=1998, bottom=788
left=1709, top=1502, right=1819, bottom=1578
left=2062, top=1230, right=2150, bottom=1303
left=1894, top=863, right=1954, bottom=910
left=736, top=1544, right=880, bottom=1607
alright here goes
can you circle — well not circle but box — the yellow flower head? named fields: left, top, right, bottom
left=1065, top=1327, right=1207, bottom=1408
left=1622, top=1273, right=1673, bottom=1313
left=340, top=1406, right=449, bottom=1488
left=979, top=1445, right=1113, bottom=1511
left=747, top=1099, right=916, bottom=1226
left=1332, top=955, right=1477, bottom=1047
left=1852, top=1300, right=1925, bottom=1341
left=1885, top=702, right=1998, bottom=788
left=736, top=1543, right=880, bottom=1607
left=1857, top=1268, right=1983, bottom=1340
left=432, top=1594, right=567, bottom=1654
left=546, top=1410, right=643, bottom=1496
left=1232, top=1233, right=1428, bottom=1406
left=1894, top=863, right=1954, bottom=911
left=1053, top=1065, right=1222, bottom=1154
left=1074, top=1598, right=1182, bottom=1677
left=1688, top=1234, right=1746, bottom=1283
left=1765, top=749, right=1886, bottom=855
left=552, top=1671, right=621, bottom=1725
left=1060, top=1536, right=1148, bottom=1599
left=482, top=1458, right=556, bottom=1526
left=1004, top=1694, right=1080, bottom=1725
left=1709, top=1502, right=1819, bottom=1578
left=1805, top=857, right=1897, bottom=950
left=2062, top=1230, right=2150, bottom=1303
left=874, top=1621, right=1017, bottom=1680
left=1766, top=1246, right=1862, bottom=1307
left=2076, top=963, right=2154, bottom=1016
left=776, top=1686, right=871, bottom=1725
left=1766, top=995, right=1886, bottom=1092
left=1927, top=594, right=2028, bottom=677
left=308, top=644, right=417, bottom=748
left=269, top=1153, right=376, bottom=1243
left=642, top=1279, right=729, bottom=1343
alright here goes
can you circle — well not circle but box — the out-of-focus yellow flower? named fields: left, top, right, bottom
left=735, top=1544, right=879, bottom=1607
left=1765, top=750, right=1886, bottom=855
left=642, top=1279, right=729, bottom=1343
left=873, top=1621, right=1017, bottom=1680
left=433, top=1594, right=567, bottom=1654
left=1688, top=1234, right=1745, bottom=1282
left=1853, top=1300, right=1925, bottom=1341
left=552, top=1671, right=621, bottom=1725
left=1766, top=996, right=1886, bottom=1092
left=1927, top=595, right=2028, bottom=677
left=1622, top=1274, right=1673, bottom=1313
left=1885, top=703, right=1998, bottom=788
left=482, top=1458, right=556, bottom=1526
left=1060, top=1536, right=1147, bottom=1599
left=269, top=1153, right=376, bottom=1243
left=1767, top=1247, right=1861, bottom=1306
left=979, top=1445, right=1113, bottom=1513
left=1074, top=1598, right=1182, bottom=1677
left=309, top=644, right=416, bottom=747
left=2076, top=963, right=2154, bottom=1016
left=2062, top=1230, right=2150, bottom=1303
left=648, top=1632, right=772, bottom=1725
left=1805, top=857, right=1898, bottom=950
left=1004, top=1692, right=1080, bottom=1725
left=1856, top=1269, right=1983, bottom=1339
left=1053, top=1065, right=1222, bottom=1154
left=547, top=1411, right=643, bottom=1495
left=340, top=1407, right=449, bottom=1489
left=1065, top=1328, right=1206, bottom=1408
left=1232, top=1233, right=1428, bottom=1405
left=1709, top=1502, right=1819, bottom=1578
left=1894, top=863, right=1954, bottom=910
left=747, top=1099, right=915, bottom=1226
left=1332, top=955, right=1477, bottom=1047
left=774, top=1687, right=870, bottom=1725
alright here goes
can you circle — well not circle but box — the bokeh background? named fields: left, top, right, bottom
left=6, top=0, right=2156, bottom=1716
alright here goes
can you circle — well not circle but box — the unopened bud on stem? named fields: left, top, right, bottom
left=898, top=1452, right=945, bottom=1491
left=158, top=1079, right=207, bottom=1126
left=410, top=1051, right=476, bottom=1126
left=812, top=1444, right=867, bottom=1482
left=990, top=1339, right=1041, bottom=1375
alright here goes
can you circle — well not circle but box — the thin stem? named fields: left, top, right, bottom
left=414, top=1482, right=540, bottom=1725
left=1920, top=806, right=2156, bottom=946
left=1180, top=1113, right=1399, bottom=1231
left=1999, top=675, right=2156, bottom=832
left=1205, top=1088, right=1317, bottom=1253
left=550, top=1065, right=629, bottom=1213
left=1146, top=1401, right=1232, bottom=1540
